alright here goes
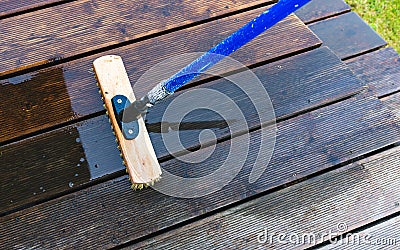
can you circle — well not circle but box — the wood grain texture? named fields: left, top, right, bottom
left=308, top=12, right=387, bottom=60
left=321, top=215, right=400, bottom=249
left=295, top=0, right=350, bottom=24
left=346, top=47, right=400, bottom=97
left=0, top=0, right=274, bottom=76
left=93, top=55, right=161, bottom=186
left=0, top=47, right=363, bottom=214
left=382, top=93, right=400, bottom=120
left=0, top=0, right=67, bottom=18
left=0, top=115, right=125, bottom=214
left=131, top=145, right=400, bottom=250
left=0, top=9, right=321, bottom=144
left=2, top=95, right=400, bottom=248
left=147, top=47, right=363, bottom=158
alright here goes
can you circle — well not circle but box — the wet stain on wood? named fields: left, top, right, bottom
left=0, top=68, right=75, bottom=143
left=2, top=95, right=400, bottom=248
left=0, top=115, right=123, bottom=213
left=0, top=11, right=320, bottom=144
left=0, top=47, right=363, bottom=214
left=1, top=0, right=399, bottom=248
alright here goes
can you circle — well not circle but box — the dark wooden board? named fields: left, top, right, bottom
left=147, top=47, right=363, bottom=158
left=346, top=47, right=400, bottom=97
left=0, top=0, right=68, bottom=18
left=382, top=93, right=400, bottom=120
left=308, top=12, right=387, bottom=60
left=0, top=115, right=124, bottom=213
left=0, top=0, right=275, bottom=76
left=295, top=0, right=350, bottom=24
left=0, top=47, right=363, bottom=214
left=131, top=145, right=400, bottom=250
left=0, top=10, right=321, bottom=144
left=2, top=95, right=400, bottom=248
left=320, top=215, right=400, bottom=249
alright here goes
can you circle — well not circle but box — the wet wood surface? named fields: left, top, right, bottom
left=0, top=9, right=320, bottom=144
left=0, top=0, right=275, bottom=76
left=308, top=12, right=387, bottom=59
left=346, top=47, right=400, bottom=97
left=131, top=145, right=400, bottom=250
left=2, top=95, right=400, bottom=248
left=0, top=46, right=362, bottom=214
left=295, top=0, right=350, bottom=24
left=2, top=0, right=400, bottom=249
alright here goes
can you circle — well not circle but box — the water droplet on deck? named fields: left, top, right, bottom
left=69, top=182, right=74, bottom=188
left=33, top=192, right=37, bottom=195
left=24, top=103, right=33, bottom=111
left=77, top=164, right=81, bottom=167
left=40, top=187, right=43, bottom=190
left=94, top=164, right=99, bottom=168
left=80, top=158, right=85, bottom=162
left=75, top=173, right=79, bottom=177
left=111, top=236, right=120, bottom=244
left=76, top=138, right=81, bottom=143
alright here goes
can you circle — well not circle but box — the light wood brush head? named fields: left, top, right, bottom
left=93, top=55, right=162, bottom=190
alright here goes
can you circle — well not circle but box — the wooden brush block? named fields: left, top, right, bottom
left=93, top=55, right=161, bottom=189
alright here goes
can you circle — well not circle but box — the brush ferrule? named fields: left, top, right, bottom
left=147, top=81, right=172, bottom=105
left=120, top=81, right=172, bottom=122
left=120, top=96, right=150, bottom=122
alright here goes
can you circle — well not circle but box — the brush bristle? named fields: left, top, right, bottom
left=130, top=177, right=161, bottom=190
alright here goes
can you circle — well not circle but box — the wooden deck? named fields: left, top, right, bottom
left=1, top=0, right=400, bottom=249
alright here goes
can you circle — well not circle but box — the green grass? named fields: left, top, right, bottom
left=345, top=0, right=399, bottom=53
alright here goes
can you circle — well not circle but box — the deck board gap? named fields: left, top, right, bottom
left=0, top=1, right=276, bottom=79
left=0, top=0, right=76, bottom=20
left=116, top=142, right=400, bottom=249
left=342, top=46, right=389, bottom=61
left=311, top=210, right=400, bottom=249
left=0, top=85, right=363, bottom=217
left=0, top=44, right=321, bottom=147
left=302, top=9, right=351, bottom=25
left=0, top=110, right=104, bottom=147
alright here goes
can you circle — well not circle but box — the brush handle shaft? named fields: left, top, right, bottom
left=159, top=0, right=311, bottom=95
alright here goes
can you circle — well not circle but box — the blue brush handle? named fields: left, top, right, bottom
left=161, top=0, right=311, bottom=94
